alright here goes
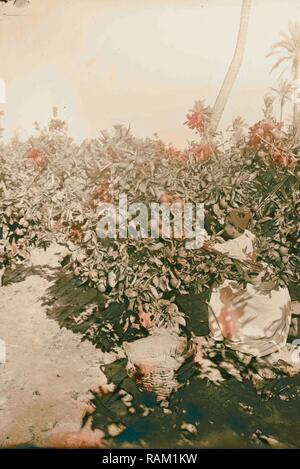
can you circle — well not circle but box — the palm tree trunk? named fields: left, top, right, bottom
left=280, top=100, right=284, bottom=122
left=0, top=267, right=5, bottom=287
left=293, top=58, right=300, bottom=138
left=210, top=0, right=252, bottom=134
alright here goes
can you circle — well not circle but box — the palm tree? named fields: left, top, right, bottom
left=267, top=21, right=300, bottom=136
left=262, top=94, right=275, bottom=121
left=270, top=79, right=292, bottom=121
left=210, top=0, right=252, bottom=134
left=0, top=110, right=4, bottom=140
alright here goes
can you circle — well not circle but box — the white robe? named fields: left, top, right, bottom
left=208, top=230, right=291, bottom=357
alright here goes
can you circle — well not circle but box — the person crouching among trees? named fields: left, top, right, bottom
left=204, top=208, right=291, bottom=357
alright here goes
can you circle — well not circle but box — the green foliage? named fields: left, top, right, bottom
left=0, top=114, right=299, bottom=344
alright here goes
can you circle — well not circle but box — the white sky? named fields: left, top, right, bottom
left=0, top=0, right=300, bottom=146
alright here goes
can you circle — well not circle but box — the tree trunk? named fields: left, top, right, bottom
left=293, top=58, right=300, bottom=138
left=280, top=100, right=284, bottom=122
left=210, top=0, right=252, bottom=134
left=0, top=267, right=5, bottom=287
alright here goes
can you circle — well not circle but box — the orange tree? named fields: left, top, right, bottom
left=50, top=121, right=299, bottom=349
left=1, top=110, right=298, bottom=348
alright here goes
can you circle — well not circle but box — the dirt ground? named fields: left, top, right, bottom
left=0, top=246, right=118, bottom=447
left=1, top=246, right=299, bottom=448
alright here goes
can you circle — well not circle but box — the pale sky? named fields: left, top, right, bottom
left=0, top=0, right=300, bottom=146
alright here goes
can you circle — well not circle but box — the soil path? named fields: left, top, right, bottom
left=0, top=246, right=116, bottom=447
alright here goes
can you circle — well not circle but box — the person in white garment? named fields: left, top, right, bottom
left=206, top=208, right=292, bottom=358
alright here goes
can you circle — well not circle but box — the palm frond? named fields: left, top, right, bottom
left=266, top=50, right=282, bottom=59
left=272, top=40, right=294, bottom=53
left=270, top=79, right=292, bottom=102
left=271, top=55, right=291, bottom=72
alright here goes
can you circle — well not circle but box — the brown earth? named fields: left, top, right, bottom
left=0, top=246, right=120, bottom=447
